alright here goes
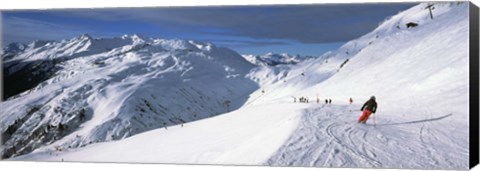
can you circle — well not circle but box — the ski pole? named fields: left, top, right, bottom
left=373, top=113, right=376, bottom=127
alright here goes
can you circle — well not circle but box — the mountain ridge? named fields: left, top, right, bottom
left=1, top=34, right=258, bottom=159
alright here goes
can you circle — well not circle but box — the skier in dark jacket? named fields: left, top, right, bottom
left=358, top=96, right=377, bottom=124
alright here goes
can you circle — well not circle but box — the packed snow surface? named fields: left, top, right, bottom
left=3, top=2, right=470, bottom=170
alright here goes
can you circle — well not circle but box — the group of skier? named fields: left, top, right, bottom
left=292, top=96, right=335, bottom=104
left=297, top=97, right=309, bottom=103
left=292, top=95, right=378, bottom=124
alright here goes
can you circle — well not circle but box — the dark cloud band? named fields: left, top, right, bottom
left=3, top=3, right=416, bottom=45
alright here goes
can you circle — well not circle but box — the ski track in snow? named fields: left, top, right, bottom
left=266, top=104, right=468, bottom=169
left=2, top=2, right=471, bottom=170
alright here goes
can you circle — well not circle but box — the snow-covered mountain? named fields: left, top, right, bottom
left=259, top=2, right=470, bottom=169
left=3, top=2, right=471, bottom=170
left=2, top=42, right=28, bottom=61
left=1, top=34, right=258, bottom=159
left=242, top=53, right=315, bottom=66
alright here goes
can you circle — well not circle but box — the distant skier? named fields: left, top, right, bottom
left=328, top=99, right=332, bottom=104
left=292, top=96, right=297, bottom=103
left=325, top=99, right=328, bottom=104
left=163, top=122, right=168, bottom=130
left=358, top=96, right=378, bottom=124
left=349, top=97, right=353, bottom=104
left=79, top=109, right=86, bottom=121
left=223, top=100, right=231, bottom=112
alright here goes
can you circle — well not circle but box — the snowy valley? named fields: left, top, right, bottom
left=1, top=2, right=471, bottom=170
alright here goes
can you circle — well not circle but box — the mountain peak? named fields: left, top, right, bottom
left=29, top=40, right=54, bottom=49
left=79, top=34, right=92, bottom=40
left=130, top=34, right=146, bottom=42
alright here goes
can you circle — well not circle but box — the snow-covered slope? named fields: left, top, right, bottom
left=1, top=35, right=258, bottom=159
left=6, top=2, right=471, bottom=170
left=14, top=101, right=305, bottom=165
left=242, top=53, right=314, bottom=66
left=250, top=2, right=470, bottom=169
left=2, top=34, right=141, bottom=99
left=247, top=2, right=469, bottom=109
left=2, top=42, right=28, bottom=61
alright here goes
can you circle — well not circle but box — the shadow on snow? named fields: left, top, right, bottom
left=374, top=113, right=453, bottom=127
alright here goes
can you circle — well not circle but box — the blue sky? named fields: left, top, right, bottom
left=1, top=3, right=416, bottom=56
